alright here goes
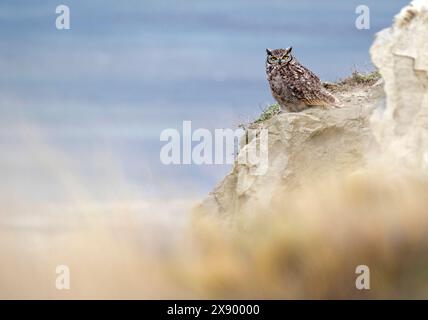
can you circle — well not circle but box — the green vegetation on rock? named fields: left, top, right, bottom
left=254, top=103, right=281, bottom=124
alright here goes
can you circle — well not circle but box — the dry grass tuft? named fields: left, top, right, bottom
left=325, top=70, right=381, bottom=93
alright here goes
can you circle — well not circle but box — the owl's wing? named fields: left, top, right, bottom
left=301, top=98, right=331, bottom=107
left=289, top=64, right=337, bottom=106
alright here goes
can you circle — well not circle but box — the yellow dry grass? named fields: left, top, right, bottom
left=1, top=167, right=428, bottom=299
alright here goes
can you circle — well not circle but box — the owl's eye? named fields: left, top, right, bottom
left=269, top=56, right=278, bottom=63
left=283, top=55, right=289, bottom=60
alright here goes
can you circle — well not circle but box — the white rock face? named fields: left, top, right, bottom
left=201, top=84, right=382, bottom=215
left=370, top=0, right=428, bottom=170
left=200, top=0, right=428, bottom=216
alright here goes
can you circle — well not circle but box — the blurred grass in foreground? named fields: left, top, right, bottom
left=1, top=164, right=428, bottom=299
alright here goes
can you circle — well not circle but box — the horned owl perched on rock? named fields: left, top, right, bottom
left=266, top=47, right=338, bottom=112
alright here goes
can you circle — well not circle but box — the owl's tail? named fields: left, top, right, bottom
left=323, top=90, right=341, bottom=108
left=303, top=90, right=341, bottom=108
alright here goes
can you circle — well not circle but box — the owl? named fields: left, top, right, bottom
left=266, top=47, right=338, bottom=112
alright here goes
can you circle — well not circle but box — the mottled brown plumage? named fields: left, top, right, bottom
left=266, top=47, right=338, bottom=112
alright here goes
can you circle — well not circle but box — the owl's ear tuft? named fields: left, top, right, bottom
left=286, top=46, right=293, bottom=54
left=266, top=48, right=273, bottom=55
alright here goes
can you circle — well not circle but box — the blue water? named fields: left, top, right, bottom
left=0, top=0, right=409, bottom=202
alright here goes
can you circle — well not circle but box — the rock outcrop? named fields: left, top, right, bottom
left=370, top=0, right=428, bottom=170
left=201, top=0, right=428, bottom=216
